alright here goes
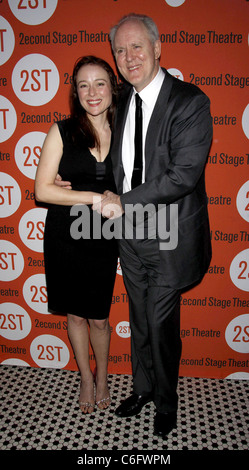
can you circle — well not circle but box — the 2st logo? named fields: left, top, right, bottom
left=0, top=240, right=24, bottom=281
left=116, top=321, right=130, bottom=338
left=30, top=334, right=70, bottom=368
left=23, top=273, right=49, bottom=314
left=225, top=314, right=249, bottom=353
left=0, top=303, right=32, bottom=340
left=15, top=132, right=46, bottom=180
left=0, top=97, right=17, bottom=143
left=0, top=16, right=15, bottom=66
left=8, top=0, right=58, bottom=26
left=236, top=180, right=249, bottom=222
left=12, top=54, right=59, bottom=106
left=230, top=249, right=249, bottom=292
left=0, top=172, right=21, bottom=217
left=19, top=207, right=47, bottom=252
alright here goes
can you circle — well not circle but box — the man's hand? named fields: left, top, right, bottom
left=54, top=174, right=72, bottom=189
left=92, top=190, right=124, bottom=219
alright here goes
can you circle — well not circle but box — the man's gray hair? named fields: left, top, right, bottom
left=109, top=13, right=160, bottom=50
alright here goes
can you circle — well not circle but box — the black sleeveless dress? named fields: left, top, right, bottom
left=43, top=119, right=118, bottom=319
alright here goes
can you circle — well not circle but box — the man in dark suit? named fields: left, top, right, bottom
left=96, top=13, right=212, bottom=437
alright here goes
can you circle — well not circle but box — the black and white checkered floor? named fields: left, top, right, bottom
left=0, top=365, right=248, bottom=459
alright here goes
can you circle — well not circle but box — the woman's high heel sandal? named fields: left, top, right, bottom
left=96, top=396, right=111, bottom=409
left=93, top=367, right=111, bottom=410
left=79, top=400, right=95, bottom=413
left=78, top=378, right=95, bottom=414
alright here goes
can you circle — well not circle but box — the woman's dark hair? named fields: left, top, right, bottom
left=69, top=55, right=117, bottom=150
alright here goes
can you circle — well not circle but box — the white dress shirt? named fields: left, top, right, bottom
left=122, top=67, right=165, bottom=193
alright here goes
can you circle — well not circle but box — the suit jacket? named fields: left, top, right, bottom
left=111, top=68, right=213, bottom=290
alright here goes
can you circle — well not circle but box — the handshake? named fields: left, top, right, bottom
left=93, top=190, right=124, bottom=219
left=55, top=174, right=124, bottom=219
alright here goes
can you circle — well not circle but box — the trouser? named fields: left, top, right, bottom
left=118, top=235, right=182, bottom=414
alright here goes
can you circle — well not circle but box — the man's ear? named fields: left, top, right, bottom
left=154, top=40, right=161, bottom=60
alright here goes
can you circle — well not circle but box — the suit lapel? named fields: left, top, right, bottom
left=145, top=70, right=173, bottom=173
left=112, top=86, right=132, bottom=192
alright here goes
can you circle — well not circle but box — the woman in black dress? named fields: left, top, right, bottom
left=35, top=56, right=118, bottom=414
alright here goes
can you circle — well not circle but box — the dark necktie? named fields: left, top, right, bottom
left=131, top=93, right=143, bottom=189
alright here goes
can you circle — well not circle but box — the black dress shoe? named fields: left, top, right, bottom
left=115, top=393, right=153, bottom=417
left=154, top=411, right=177, bottom=438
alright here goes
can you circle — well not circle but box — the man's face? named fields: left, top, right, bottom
left=113, top=20, right=161, bottom=92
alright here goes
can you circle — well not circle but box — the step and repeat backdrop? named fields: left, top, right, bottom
left=0, top=0, right=248, bottom=379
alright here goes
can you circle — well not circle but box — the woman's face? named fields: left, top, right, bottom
left=76, top=64, right=112, bottom=118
